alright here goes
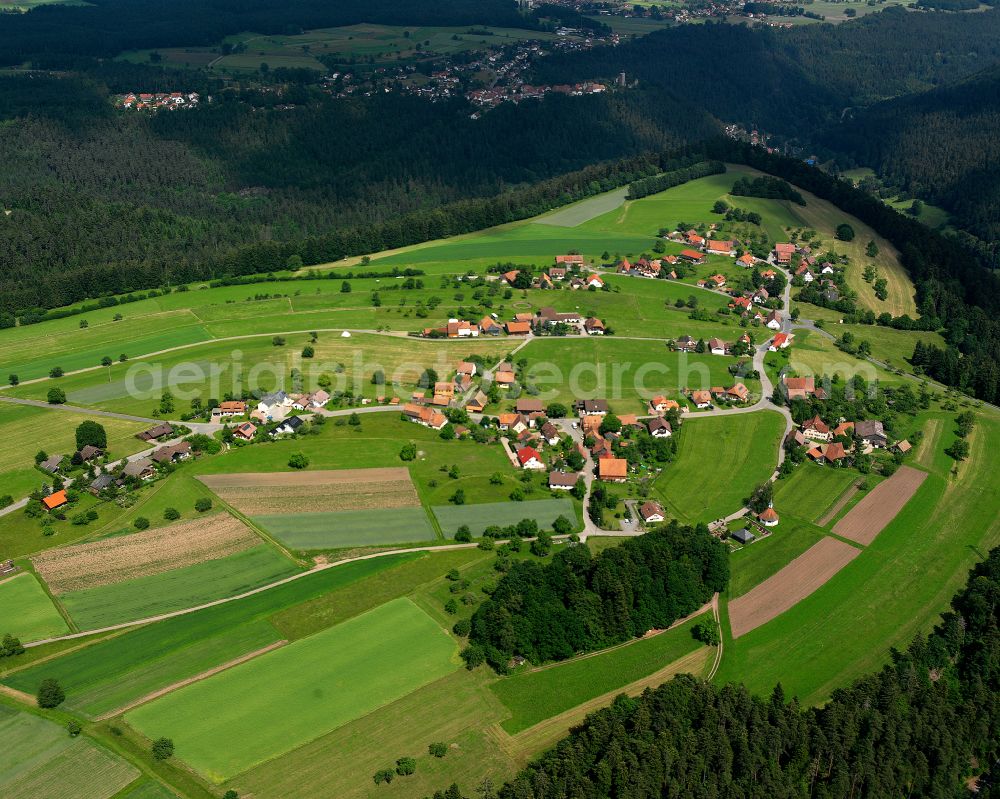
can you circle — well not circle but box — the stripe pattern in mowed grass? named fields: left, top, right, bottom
left=0, top=707, right=139, bottom=799
left=433, top=498, right=575, bottom=537
left=0, top=573, right=69, bottom=641
left=126, top=597, right=458, bottom=782
left=253, top=507, right=438, bottom=549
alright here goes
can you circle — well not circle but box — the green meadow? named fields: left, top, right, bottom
left=772, top=461, right=863, bottom=525
left=654, top=411, right=786, bottom=524
left=253, top=507, right=439, bottom=549
left=433, top=497, right=575, bottom=537
left=0, top=573, right=69, bottom=641
left=126, top=598, right=458, bottom=782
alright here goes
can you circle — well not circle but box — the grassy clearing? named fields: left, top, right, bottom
left=520, top=336, right=755, bottom=410
left=654, top=411, right=786, bottom=524
left=767, top=328, right=900, bottom=386
left=116, top=780, right=179, bottom=799
left=491, top=615, right=707, bottom=733
left=433, top=497, right=575, bottom=537
left=253, top=507, right=439, bottom=549
left=727, top=518, right=826, bottom=598
left=57, top=544, right=300, bottom=629
left=0, top=707, right=139, bottom=799
left=5, top=554, right=415, bottom=717
left=772, top=462, right=863, bottom=525
left=127, top=598, right=459, bottom=782
left=716, top=412, right=1000, bottom=704
left=0, top=573, right=69, bottom=641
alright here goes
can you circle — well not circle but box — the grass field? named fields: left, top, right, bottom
left=0, top=706, right=139, bottom=799
left=253, top=506, right=439, bottom=549
left=5, top=554, right=416, bottom=717
left=772, top=462, right=862, bottom=525
left=57, top=544, right=300, bottom=629
left=126, top=598, right=459, bottom=782
left=433, top=497, right=575, bottom=537
left=0, top=573, right=69, bottom=642
left=117, top=781, right=179, bottom=799
left=491, top=615, right=707, bottom=733
left=653, top=411, right=786, bottom=524
left=716, top=411, right=1000, bottom=703
left=767, top=328, right=901, bottom=386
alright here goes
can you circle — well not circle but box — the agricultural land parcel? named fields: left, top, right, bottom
left=0, top=573, right=69, bottom=641
left=126, top=598, right=458, bottom=782
left=0, top=705, right=139, bottom=799
left=433, top=497, right=575, bottom=537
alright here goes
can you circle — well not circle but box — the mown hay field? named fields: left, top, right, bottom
left=0, top=707, right=139, bottom=799
left=433, top=497, right=575, bottom=537
left=33, top=514, right=260, bottom=593
left=253, top=507, right=438, bottom=549
left=126, top=598, right=458, bottom=782
left=0, top=572, right=69, bottom=641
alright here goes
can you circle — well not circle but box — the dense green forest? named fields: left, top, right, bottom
left=439, top=545, right=1000, bottom=798
left=465, top=524, right=729, bottom=671
left=0, top=79, right=715, bottom=312
left=825, top=64, right=1000, bottom=241
left=0, top=0, right=524, bottom=68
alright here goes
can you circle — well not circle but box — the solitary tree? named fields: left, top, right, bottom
left=37, top=678, right=65, bottom=708
left=47, top=388, right=66, bottom=405
left=195, top=497, right=213, bottom=512
left=288, top=452, right=310, bottom=469
left=396, top=757, right=417, bottom=776
left=152, top=737, right=175, bottom=760
left=75, top=421, right=107, bottom=451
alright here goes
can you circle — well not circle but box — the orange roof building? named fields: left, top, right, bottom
left=42, top=490, right=68, bottom=511
left=598, top=458, right=628, bottom=482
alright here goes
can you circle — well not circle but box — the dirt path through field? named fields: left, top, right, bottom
left=832, top=466, right=927, bottom=545
left=95, top=640, right=287, bottom=720
left=916, top=419, right=943, bottom=468
left=816, top=480, right=862, bottom=527
left=0, top=683, right=37, bottom=704
left=728, top=537, right=861, bottom=639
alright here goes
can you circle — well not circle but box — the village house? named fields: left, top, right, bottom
left=454, top=374, right=473, bottom=393
left=689, top=390, right=713, bottom=409
left=674, top=335, right=697, bottom=352
left=498, top=413, right=528, bottom=433
left=515, top=399, right=544, bottom=414
left=151, top=441, right=193, bottom=463
left=731, top=528, right=756, bottom=545
left=753, top=287, right=770, bottom=305
left=647, top=418, right=672, bottom=438
left=894, top=440, right=912, bottom=455
left=517, top=446, right=545, bottom=470
left=727, top=383, right=750, bottom=403
left=456, top=361, right=477, bottom=377
left=802, top=415, right=833, bottom=442
left=42, top=490, right=68, bottom=511
left=270, top=416, right=305, bottom=437
left=576, top=399, right=609, bottom=416
left=465, top=390, right=489, bottom=413
left=708, top=337, right=728, bottom=356
left=494, top=369, right=516, bottom=388
left=403, top=403, right=447, bottom=430
left=40, top=455, right=65, bottom=474
left=782, top=375, right=826, bottom=400
left=533, top=273, right=554, bottom=290
left=217, top=400, right=247, bottom=417
left=505, top=320, right=532, bottom=336
left=548, top=471, right=580, bottom=490
left=88, top=473, right=120, bottom=495
left=136, top=423, right=174, bottom=442
left=855, top=419, right=888, bottom=449
left=123, top=457, right=156, bottom=479
left=679, top=249, right=706, bottom=264
left=257, top=391, right=291, bottom=419
left=233, top=422, right=258, bottom=441
left=737, top=253, right=756, bottom=268
left=77, top=445, right=104, bottom=463
left=502, top=270, right=520, bottom=286
left=540, top=422, right=561, bottom=446
left=584, top=317, right=606, bottom=335
left=479, top=317, right=503, bottom=336
left=808, top=441, right=848, bottom=464
left=537, top=307, right=582, bottom=326
left=773, top=242, right=796, bottom=264
left=309, top=390, right=330, bottom=408
left=765, top=310, right=783, bottom=330
left=549, top=266, right=567, bottom=280
left=555, top=254, right=584, bottom=267
left=705, top=240, right=736, bottom=256
left=769, top=333, right=792, bottom=351
left=598, top=457, right=628, bottom=482
left=447, top=319, right=479, bottom=338
left=832, top=421, right=855, bottom=440
left=639, top=501, right=665, bottom=524
left=648, top=395, right=680, bottom=413
left=585, top=274, right=605, bottom=289
left=730, top=296, right=753, bottom=312
left=685, top=230, right=705, bottom=248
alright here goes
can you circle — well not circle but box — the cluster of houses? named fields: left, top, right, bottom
left=786, top=414, right=897, bottom=464
left=686, top=383, right=751, bottom=409
left=781, top=375, right=828, bottom=401
left=673, top=332, right=756, bottom=356
left=116, top=92, right=200, bottom=111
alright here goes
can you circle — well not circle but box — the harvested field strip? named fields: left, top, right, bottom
left=253, top=507, right=438, bottom=550
left=728, top=538, right=861, bottom=639
left=198, top=467, right=412, bottom=488
left=816, top=482, right=862, bottom=527
left=214, top=480, right=418, bottom=515
left=916, top=419, right=942, bottom=468
left=831, top=466, right=928, bottom=545
left=433, top=498, right=575, bottom=537
left=33, top=514, right=258, bottom=593
left=126, top=598, right=459, bottom=782
left=58, top=545, right=300, bottom=630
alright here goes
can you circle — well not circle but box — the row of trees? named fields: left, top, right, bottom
left=464, top=523, right=728, bottom=670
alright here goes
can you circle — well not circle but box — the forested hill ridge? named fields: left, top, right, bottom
left=429, top=547, right=1000, bottom=799
left=0, top=0, right=525, bottom=68
left=824, top=64, right=1000, bottom=242
left=532, top=8, right=1000, bottom=133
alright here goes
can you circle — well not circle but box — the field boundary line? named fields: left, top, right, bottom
left=815, top=480, right=862, bottom=527
left=95, top=640, right=288, bottom=720
left=0, top=683, right=37, bottom=705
